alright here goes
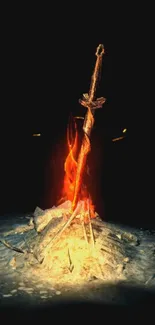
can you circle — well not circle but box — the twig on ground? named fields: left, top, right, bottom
left=88, top=198, right=95, bottom=249
left=0, top=238, right=25, bottom=254
left=82, top=221, right=89, bottom=245
left=68, top=248, right=74, bottom=272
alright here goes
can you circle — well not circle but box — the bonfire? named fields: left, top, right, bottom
left=0, top=45, right=154, bottom=295
left=0, top=44, right=107, bottom=283
left=30, top=44, right=106, bottom=277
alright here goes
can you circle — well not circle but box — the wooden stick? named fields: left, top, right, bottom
left=82, top=221, right=89, bottom=245
left=68, top=248, right=74, bottom=272
left=88, top=199, right=95, bottom=249
left=0, top=238, right=25, bottom=254
left=145, top=274, right=155, bottom=286
left=44, top=202, right=82, bottom=250
left=3, top=224, right=34, bottom=237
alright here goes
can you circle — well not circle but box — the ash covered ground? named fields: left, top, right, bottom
left=0, top=211, right=155, bottom=313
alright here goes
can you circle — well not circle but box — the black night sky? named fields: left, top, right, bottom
left=0, top=9, right=152, bottom=230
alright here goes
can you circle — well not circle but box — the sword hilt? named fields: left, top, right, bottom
left=79, top=44, right=105, bottom=110
left=95, top=44, right=105, bottom=57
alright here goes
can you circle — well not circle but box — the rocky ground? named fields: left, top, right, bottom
left=0, top=213, right=155, bottom=316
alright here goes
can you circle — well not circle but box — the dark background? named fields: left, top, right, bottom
left=0, top=8, right=152, bottom=229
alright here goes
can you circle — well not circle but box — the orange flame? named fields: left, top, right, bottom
left=62, top=116, right=95, bottom=221
left=62, top=116, right=78, bottom=202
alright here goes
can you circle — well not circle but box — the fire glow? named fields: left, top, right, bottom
left=62, top=116, right=95, bottom=223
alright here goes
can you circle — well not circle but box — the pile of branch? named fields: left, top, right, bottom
left=1, top=201, right=149, bottom=286
left=31, top=200, right=94, bottom=264
left=0, top=200, right=96, bottom=269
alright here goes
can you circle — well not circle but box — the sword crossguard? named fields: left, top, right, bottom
left=79, top=94, right=106, bottom=110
